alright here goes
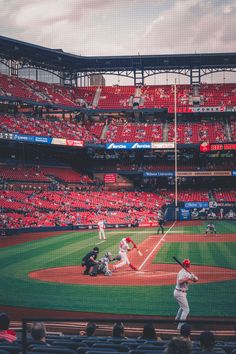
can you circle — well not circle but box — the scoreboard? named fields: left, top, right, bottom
left=210, top=143, right=236, bottom=151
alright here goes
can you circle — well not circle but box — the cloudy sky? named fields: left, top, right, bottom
left=0, top=0, right=236, bottom=84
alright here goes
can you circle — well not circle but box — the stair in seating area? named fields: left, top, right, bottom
left=19, top=78, right=52, bottom=102
left=92, top=86, right=102, bottom=108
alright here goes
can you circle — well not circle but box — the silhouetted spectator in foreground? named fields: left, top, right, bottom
left=112, top=322, right=127, bottom=339
left=80, top=322, right=97, bottom=336
left=0, top=312, right=17, bottom=343
left=180, top=323, right=192, bottom=342
left=30, top=322, right=49, bottom=345
left=164, top=337, right=192, bottom=354
left=199, top=331, right=225, bottom=353
left=138, top=322, right=161, bottom=340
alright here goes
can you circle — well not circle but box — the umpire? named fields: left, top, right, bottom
left=157, top=214, right=165, bottom=235
left=81, top=247, right=99, bottom=275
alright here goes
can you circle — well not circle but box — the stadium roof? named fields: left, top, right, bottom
left=0, top=35, right=236, bottom=75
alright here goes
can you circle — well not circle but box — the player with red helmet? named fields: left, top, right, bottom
left=113, top=237, right=138, bottom=271
left=174, top=258, right=198, bottom=329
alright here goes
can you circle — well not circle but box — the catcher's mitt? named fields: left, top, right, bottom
left=112, top=254, right=121, bottom=261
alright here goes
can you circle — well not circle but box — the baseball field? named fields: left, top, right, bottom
left=1, top=220, right=236, bottom=319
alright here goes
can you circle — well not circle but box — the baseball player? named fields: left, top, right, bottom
left=113, top=237, right=138, bottom=271
left=205, top=222, right=216, bottom=235
left=81, top=247, right=99, bottom=275
left=89, top=251, right=113, bottom=276
left=157, top=211, right=165, bottom=234
left=97, top=220, right=106, bottom=240
left=174, top=259, right=198, bottom=329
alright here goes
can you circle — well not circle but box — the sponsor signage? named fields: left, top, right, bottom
left=106, top=142, right=151, bottom=149
left=66, top=139, right=84, bottom=147
left=14, top=134, right=35, bottom=143
left=143, top=171, right=174, bottom=177
left=184, top=202, right=209, bottom=209
left=232, top=171, right=236, bottom=176
left=210, top=143, right=236, bottom=151
left=151, top=142, right=175, bottom=149
left=180, top=208, right=190, bottom=220
left=104, top=174, right=116, bottom=183
left=177, top=171, right=231, bottom=177
left=34, top=136, right=52, bottom=144
left=106, top=142, right=175, bottom=150
left=0, top=133, right=84, bottom=148
left=189, top=106, right=225, bottom=113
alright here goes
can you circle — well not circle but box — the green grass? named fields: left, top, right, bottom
left=170, top=220, right=236, bottom=234
left=153, top=242, right=236, bottom=269
left=0, top=222, right=236, bottom=317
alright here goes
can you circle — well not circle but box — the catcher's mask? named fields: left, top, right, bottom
left=182, top=259, right=191, bottom=268
left=105, top=251, right=112, bottom=259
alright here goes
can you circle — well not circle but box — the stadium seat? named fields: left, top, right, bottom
left=30, top=346, right=77, bottom=354
left=91, top=343, right=129, bottom=352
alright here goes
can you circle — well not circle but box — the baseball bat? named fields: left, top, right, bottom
left=137, top=249, right=143, bottom=256
left=172, top=256, right=192, bottom=274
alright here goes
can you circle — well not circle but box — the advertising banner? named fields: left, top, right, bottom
left=104, top=174, right=116, bottom=183
left=143, top=171, right=174, bottom=177
left=185, top=202, right=209, bottom=209
left=180, top=209, right=191, bottom=220
left=106, top=142, right=151, bottom=149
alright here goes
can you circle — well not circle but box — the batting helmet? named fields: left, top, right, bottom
left=126, top=237, right=132, bottom=243
left=182, top=259, right=191, bottom=268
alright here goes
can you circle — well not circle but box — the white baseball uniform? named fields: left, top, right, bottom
left=98, top=220, right=106, bottom=240
left=114, top=238, right=131, bottom=269
left=174, top=268, right=192, bottom=329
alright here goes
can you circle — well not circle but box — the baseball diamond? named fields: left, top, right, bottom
left=0, top=221, right=236, bottom=319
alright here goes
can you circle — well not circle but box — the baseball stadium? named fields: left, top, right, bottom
left=0, top=29, right=236, bottom=353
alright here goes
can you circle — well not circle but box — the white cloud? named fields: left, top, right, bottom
left=137, top=0, right=236, bottom=54
left=0, top=0, right=235, bottom=57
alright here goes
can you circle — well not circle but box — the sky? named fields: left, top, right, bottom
left=0, top=0, right=236, bottom=85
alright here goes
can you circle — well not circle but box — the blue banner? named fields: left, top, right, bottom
left=180, top=208, right=191, bottom=220
left=232, top=170, right=236, bottom=176
left=13, top=134, right=52, bottom=144
left=106, top=142, right=151, bottom=150
left=13, top=134, right=35, bottom=143
left=184, top=202, right=209, bottom=209
left=143, top=171, right=174, bottom=177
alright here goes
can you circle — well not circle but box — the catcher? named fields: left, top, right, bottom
left=205, top=222, right=216, bottom=235
left=89, top=252, right=121, bottom=276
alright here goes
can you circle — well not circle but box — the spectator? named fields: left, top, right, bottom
left=30, top=322, right=48, bottom=344
left=80, top=322, right=97, bottom=336
left=180, top=323, right=191, bottom=342
left=199, top=331, right=224, bottom=353
left=164, top=337, right=192, bottom=354
left=138, top=322, right=161, bottom=340
left=0, top=312, right=17, bottom=343
left=112, top=321, right=127, bottom=339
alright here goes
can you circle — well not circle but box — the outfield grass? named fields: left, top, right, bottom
left=0, top=222, right=236, bottom=317
left=153, top=242, right=236, bottom=269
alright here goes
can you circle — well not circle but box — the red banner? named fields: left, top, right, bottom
left=104, top=174, right=116, bottom=183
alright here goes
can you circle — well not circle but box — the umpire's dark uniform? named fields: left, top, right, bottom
left=82, top=247, right=99, bottom=275
left=157, top=218, right=165, bottom=234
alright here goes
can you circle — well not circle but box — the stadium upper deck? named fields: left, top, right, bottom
left=0, top=72, right=236, bottom=111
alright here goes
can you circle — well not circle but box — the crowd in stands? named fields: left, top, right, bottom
left=0, top=114, right=102, bottom=144
left=1, top=72, right=236, bottom=113
left=1, top=162, right=236, bottom=230
left=1, top=113, right=236, bottom=144
left=0, top=312, right=235, bottom=354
